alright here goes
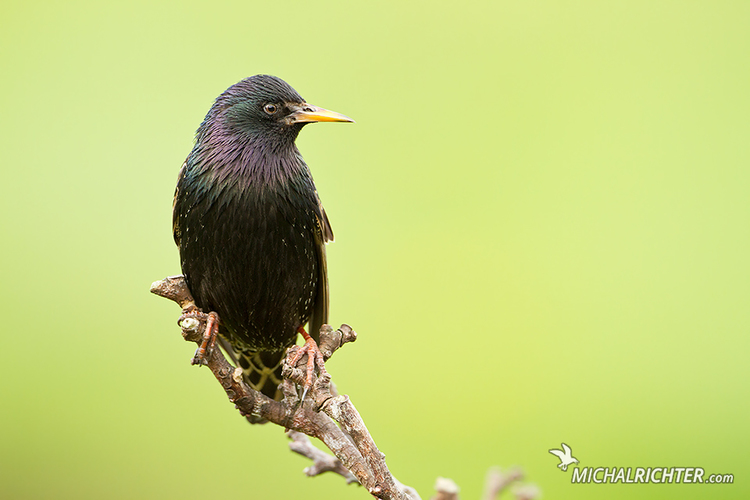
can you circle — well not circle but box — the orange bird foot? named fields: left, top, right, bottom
left=289, top=326, right=328, bottom=401
left=178, top=308, right=220, bottom=366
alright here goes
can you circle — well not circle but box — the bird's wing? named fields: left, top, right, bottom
left=172, top=161, right=187, bottom=247
left=549, top=449, right=565, bottom=459
left=307, top=226, right=329, bottom=344
left=307, top=196, right=332, bottom=343
left=562, top=443, right=572, bottom=456
left=319, top=206, right=334, bottom=242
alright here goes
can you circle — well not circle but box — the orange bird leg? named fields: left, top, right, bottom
left=191, top=311, right=220, bottom=366
left=289, top=326, right=328, bottom=401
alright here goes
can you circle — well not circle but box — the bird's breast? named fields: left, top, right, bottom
left=177, top=168, right=321, bottom=352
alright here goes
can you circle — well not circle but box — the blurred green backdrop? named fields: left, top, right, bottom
left=1, top=1, right=748, bottom=498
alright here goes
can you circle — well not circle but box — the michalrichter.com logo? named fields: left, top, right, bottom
left=549, top=443, right=579, bottom=471
left=548, top=443, right=734, bottom=485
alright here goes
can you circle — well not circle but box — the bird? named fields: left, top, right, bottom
left=549, top=443, right=579, bottom=471
left=171, top=75, right=353, bottom=415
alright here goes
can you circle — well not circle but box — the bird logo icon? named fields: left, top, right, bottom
left=549, top=443, right=579, bottom=471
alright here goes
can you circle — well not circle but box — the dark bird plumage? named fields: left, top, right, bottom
left=172, top=75, right=352, bottom=405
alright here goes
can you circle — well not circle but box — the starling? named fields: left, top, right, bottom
left=172, top=75, right=353, bottom=410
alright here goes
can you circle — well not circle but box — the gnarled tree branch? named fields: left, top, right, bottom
left=151, top=275, right=539, bottom=500
left=151, top=275, right=417, bottom=499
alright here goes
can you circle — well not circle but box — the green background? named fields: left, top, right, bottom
left=1, top=1, right=748, bottom=498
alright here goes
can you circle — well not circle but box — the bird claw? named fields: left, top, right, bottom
left=289, top=327, right=328, bottom=402
left=178, top=308, right=220, bottom=366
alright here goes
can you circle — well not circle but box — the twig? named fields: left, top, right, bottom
left=287, top=430, right=358, bottom=483
left=482, top=467, right=523, bottom=500
left=431, top=477, right=460, bottom=500
left=482, top=467, right=541, bottom=500
left=512, top=484, right=541, bottom=500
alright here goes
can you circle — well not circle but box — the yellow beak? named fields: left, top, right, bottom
left=289, top=104, right=355, bottom=124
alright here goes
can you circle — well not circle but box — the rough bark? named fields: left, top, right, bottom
left=151, top=275, right=538, bottom=500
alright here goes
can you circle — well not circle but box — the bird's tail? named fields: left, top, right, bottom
left=232, top=347, right=285, bottom=424
left=239, top=350, right=285, bottom=397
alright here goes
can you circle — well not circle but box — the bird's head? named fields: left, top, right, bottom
left=204, top=74, right=354, bottom=146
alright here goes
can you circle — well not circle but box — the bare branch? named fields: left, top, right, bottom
left=482, top=467, right=523, bottom=500
left=431, top=477, right=460, bottom=500
left=151, top=275, right=419, bottom=500
left=287, top=430, right=358, bottom=483
left=150, top=275, right=195, bottom=309
left=512, top=484, right=541, bottom=500
left=151, top=275, right=537, bottom=500
left=482, top=467, right=541, bottom=500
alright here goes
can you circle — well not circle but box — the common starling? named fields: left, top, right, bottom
left=172, top=75, right=353, bottom=410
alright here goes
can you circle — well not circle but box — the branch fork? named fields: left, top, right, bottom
left=151, top=275, right=418, bottom=500
left=150, top=275, right=538, bottom=500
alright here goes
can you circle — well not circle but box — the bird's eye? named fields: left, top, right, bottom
left=264, top=103, right=278, bottom=114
